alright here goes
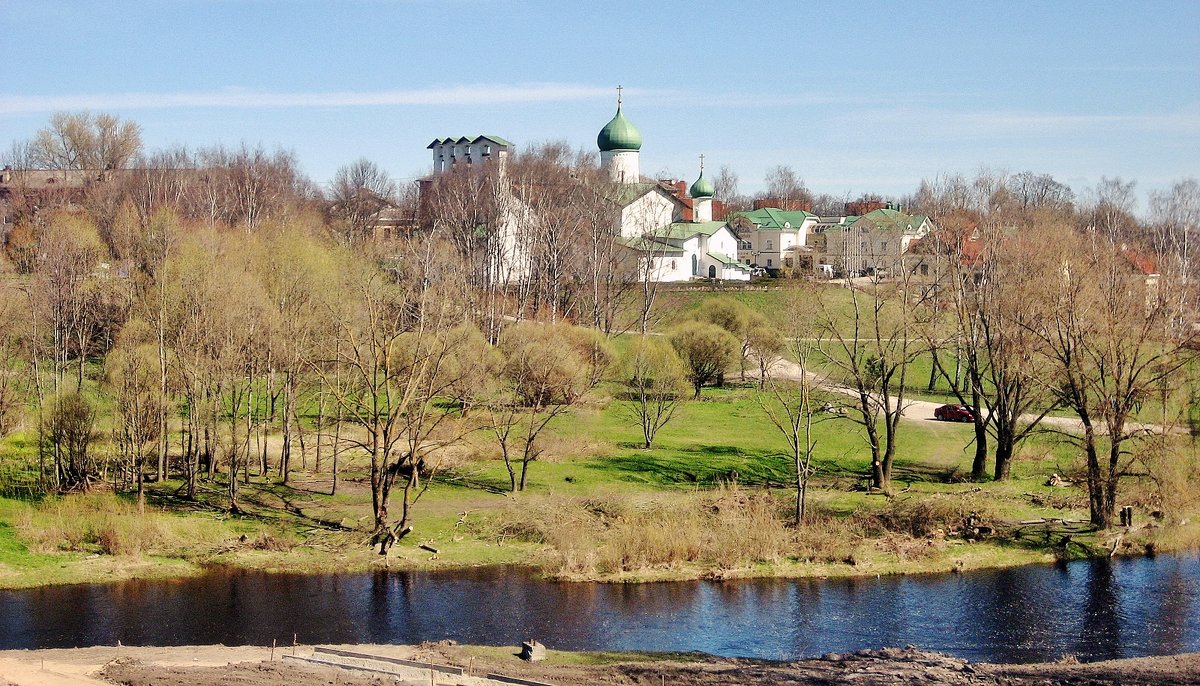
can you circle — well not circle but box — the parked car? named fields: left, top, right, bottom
left=934, top=404, right=975, bottom=422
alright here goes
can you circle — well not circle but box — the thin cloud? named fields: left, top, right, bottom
left=839, top=106, right=1200, bottom=138
left=0, top=83, right=639, bottom=114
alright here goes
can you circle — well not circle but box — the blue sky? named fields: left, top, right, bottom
left=2, top=0, right=1197, bottom=204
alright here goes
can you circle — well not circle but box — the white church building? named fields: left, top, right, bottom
left=420, top=93, right=750, bottom=283
left=596, top=94, right=750, bottom=282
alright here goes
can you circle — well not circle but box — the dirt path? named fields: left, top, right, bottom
left=768, top=358, right=1171, bottom=435
left=0, top=646, right=273, bottom=686
left=3, top=643, right=1198, bottom=686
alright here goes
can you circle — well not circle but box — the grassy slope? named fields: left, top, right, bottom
left=0, top=284, right=1194, bottom=587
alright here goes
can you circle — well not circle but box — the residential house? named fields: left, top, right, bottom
left=731, top=207, right=819, bottom=271
left=816, top=207, right=934, bottom=276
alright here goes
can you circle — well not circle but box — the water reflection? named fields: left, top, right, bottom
left=0, top=554, right=1197, bottom=663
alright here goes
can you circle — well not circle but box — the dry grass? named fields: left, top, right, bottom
left=476, top=486, right=864, bottom=577
left=857, top=496, right=993, bottom=539
left=10, top=493, right=237, bottom=557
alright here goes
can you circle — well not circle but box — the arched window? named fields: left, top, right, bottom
left=708, top=264, right=717, bottom=278
left=691, top=254, right=698, bottom=275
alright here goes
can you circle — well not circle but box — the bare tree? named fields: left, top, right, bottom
left=46, top=392, right=97, bottom=491
left=1023, top=227, right=1194, bottom=527
left=762, top=165, right=813, bottom=208
left=106, top=319, right=163, bottom=512
left=622, top=335, right=686, bottom=449
left=319, top=237, right=470, bottom=544
left=1150, top=178, right=1200, bottom=275
left=31, top=112, right=142, bottom=172
left=328, top=158, right=397, bottom=244
left=0, top=282, right=30, bottom=437
left=486, top=322, right=590, bottom=492
left=818, top=274, right=921, bottom=493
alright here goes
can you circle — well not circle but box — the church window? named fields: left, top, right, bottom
left=767, top=258, right=773, bottom=267
left=766, top=239, right=773, bottom=250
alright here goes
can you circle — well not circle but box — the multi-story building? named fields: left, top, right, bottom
left=815, top=207, right=934, bottom=276
left=732, top=207, right=819, bottom=271
left=426, top=135, right=513, bottom=174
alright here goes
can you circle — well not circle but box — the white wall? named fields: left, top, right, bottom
left=619, top=190, right=677, bottom=238
left=707, top=227, right=740, bottom=259
left=601, top=150, right=640, bottom=184
left=651, top=254, right=692, bottom=282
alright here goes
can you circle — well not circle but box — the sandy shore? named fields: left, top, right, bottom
left=2, top=642, right=1198, bottom=686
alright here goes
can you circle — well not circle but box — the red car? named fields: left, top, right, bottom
left=934, top=404, right=975, bottom=422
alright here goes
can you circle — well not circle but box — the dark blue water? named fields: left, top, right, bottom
left=1, top=554, right=1197, bottom=663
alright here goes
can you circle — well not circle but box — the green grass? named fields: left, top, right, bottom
left=0, top=286, right=1193, bottom=586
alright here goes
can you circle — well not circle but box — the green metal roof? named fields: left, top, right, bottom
left=605, top=182, right=658, bottom=207
left=617, top=235, right=685, bottom=254
left=734, top=207, right=814, bottom=230
left=707, top=251, right=749, bottom=269
left=660, top=221, right=728, bottom=239
left=475, top=134, right=513, bottom=147
left=427, top=135, right=514, bottom=149
left=597, top=105, right=642, bottom=152
left=856, top=208, right=929, bottom=233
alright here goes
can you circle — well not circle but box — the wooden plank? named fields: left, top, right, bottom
left=313, top=646, right=464, bottom=675
left=486, top=673, right=556, bottom=686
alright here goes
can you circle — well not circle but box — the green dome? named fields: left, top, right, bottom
left=597, top=105, right=642, bottom=152
left=690, top=170, right=715, bottom=198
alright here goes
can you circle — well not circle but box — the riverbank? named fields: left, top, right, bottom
left=3, top=374, right=1196, bottom=590
left=1, top=643, right=1197, bottom=686
left=2, top=481, right=1197, bottom=589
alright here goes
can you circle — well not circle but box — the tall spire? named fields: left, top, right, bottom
left=617, top=84, right=623, bottom=108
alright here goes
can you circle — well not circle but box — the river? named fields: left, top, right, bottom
left=1, top=553, right=1197, bottom=663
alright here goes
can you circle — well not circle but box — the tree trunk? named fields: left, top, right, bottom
left=228, top=392, right=241, bottom=513
left=1080, top=422, right=1110, bottom=528
left=993, top=440, right=1013, bottom=481
left=519, top=453, right=531, bottom=492
left=927, top=349, right=939, bottom=392
left=370, top=437, right=386, bottom=531
left=278, top=373, right=292, bottom=483
left=970, top=423, right=989, bottom=481
left=157, top=285, right=168, bottom=483
left=871, top=456, right=888, bottom=493
left=314, top=383, right=325, bottom=473
left=136, top=454, right=145, bottom=514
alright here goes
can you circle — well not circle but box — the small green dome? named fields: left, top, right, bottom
left=597, top=105, right=642, bottom=152
left=690, top=170, right=715, bottom=198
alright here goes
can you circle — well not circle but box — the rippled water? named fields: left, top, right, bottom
left=1, top=553, right=1197, bottom=662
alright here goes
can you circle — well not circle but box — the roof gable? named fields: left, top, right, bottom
left=735, top=207, right=815, bottom=230
left=660, top=220, right=728, bottom=239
